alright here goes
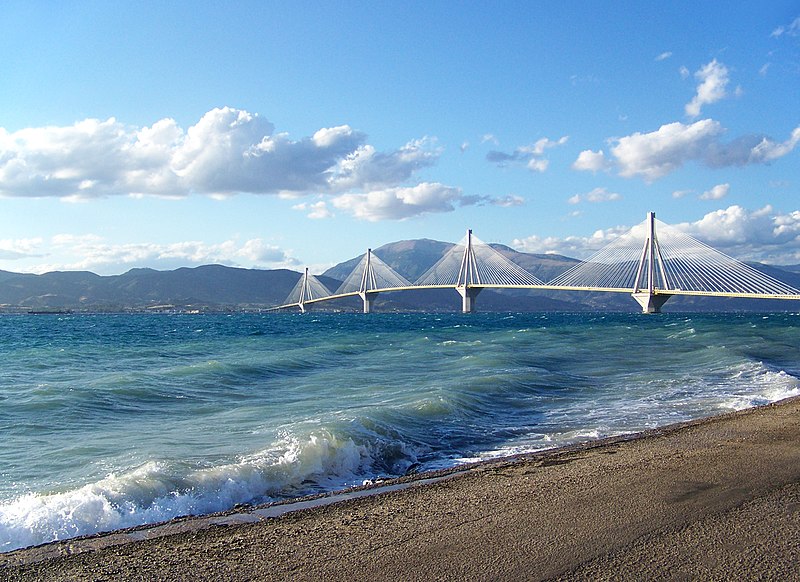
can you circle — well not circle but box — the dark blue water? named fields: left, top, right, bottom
left=1, top=311, right=798, bottom=551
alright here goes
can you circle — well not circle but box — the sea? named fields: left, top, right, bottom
left=1, top=311, right=799, bottom=552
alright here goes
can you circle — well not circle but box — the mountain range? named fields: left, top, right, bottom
left=1, top=239, right=799, bottom=313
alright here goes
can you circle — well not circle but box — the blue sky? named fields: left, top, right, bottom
left=1, top=1, right=799, bottom=275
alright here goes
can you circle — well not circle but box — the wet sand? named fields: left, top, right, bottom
left=3, top=396, right=800, bottom=581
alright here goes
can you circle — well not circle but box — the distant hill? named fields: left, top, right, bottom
left=1, top=239, right=799, bottom=313
left=0, top=266, right=312, bottom=312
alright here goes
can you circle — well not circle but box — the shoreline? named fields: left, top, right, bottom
left=4, top=395, right=800, bottom=579
left=2, top=399, right=780, bottom=562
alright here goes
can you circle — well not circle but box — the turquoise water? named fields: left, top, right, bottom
left=1, top=311, right=799, bottom=551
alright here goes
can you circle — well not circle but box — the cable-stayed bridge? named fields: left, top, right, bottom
left=272, top=212, right=800, bottom=314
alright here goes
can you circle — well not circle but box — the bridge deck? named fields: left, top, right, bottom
left=269, top=284, right=800, bottom=311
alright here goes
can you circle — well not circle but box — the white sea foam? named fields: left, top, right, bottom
left=0, top=431, right=384, bottom=552
left=716, top=367, right=800, bottom=410
left=449, top=363, right=800, bottom=467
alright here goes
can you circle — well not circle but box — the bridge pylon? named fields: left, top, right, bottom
left=359, top=249, right=378, bottom=313
left=631, top=212, right=672, bottom=313
left=333, top=248, right=411, bottom=313
left=298, top=267, right=312, bottom=313
left=456, top=229, right=482, bottom=313
left=286, top=267, right=333, bottom=313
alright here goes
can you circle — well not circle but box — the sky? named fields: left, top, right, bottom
left=1, top=1, right=800, bottom=276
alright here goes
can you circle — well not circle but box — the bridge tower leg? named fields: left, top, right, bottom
left=631, top=212, right=672, bottom=313
left=359, top=292, right=376, bottom=313
left=632, top=292, right=671, bottom=314
left=457, top=286, right=482, bottom=313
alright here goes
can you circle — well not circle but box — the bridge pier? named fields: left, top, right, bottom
left=457, top=286, right=481, bottom=313
left=359, top=291, right=376, bottom=313
left=632, top=292, right=671, bottom=314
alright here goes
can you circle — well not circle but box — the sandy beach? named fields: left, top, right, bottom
left=3, top=396, right=800, bottom=581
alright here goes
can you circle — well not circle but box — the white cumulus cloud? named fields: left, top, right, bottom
left=597, top=120, right=800, bottom=181
left=675, top=205, right=800, bottom=264
left=331, top=183, right=469, bottom=221
left=571, top=149, right=610, bottom=172
left=0, top=108, right=503, bottom=223
left=327, top=137, right=441, bottom=191
left=567, top=187, right=621, bottom=205
left=612, top=119, right=724, bottom=180
left=0, top=108, right=456, bottom=207
left=171, top=108, right=363, bottom=195
left=685, top=59, right=730, bottom=118
left=0, top=108, right=366, bottom=199
left=749, top=127, right=800, bottom=162
left=699, top=183, right=730, bottom=200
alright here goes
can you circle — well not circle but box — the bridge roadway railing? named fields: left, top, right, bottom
left=267, top=284, right=454, bottom=312
left=471, top=284, right=800, bottom=300
left=656, top=289, right=800, bottom=300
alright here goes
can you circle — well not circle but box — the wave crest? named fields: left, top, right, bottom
left=0, top=428, right=416, bottom=552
